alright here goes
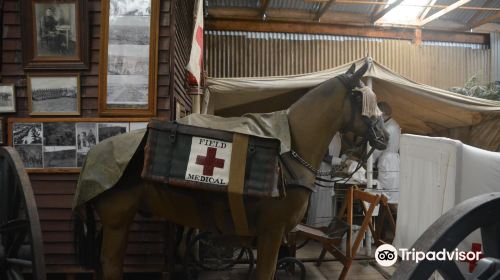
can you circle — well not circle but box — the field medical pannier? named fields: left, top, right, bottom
left=141, top=119, right=282, bottom=198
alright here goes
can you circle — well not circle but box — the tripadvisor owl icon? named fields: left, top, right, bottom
left=375, top=244, right=398, bottom=267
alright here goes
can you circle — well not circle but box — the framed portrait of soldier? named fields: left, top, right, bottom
left=0, top=84, right=16, bottom=113
left=21, top=0, right=88, bottom=69
left=27, top=73, right=81, bottom=116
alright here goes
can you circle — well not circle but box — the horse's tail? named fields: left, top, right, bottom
left=73, top=203, right=101, bottom=269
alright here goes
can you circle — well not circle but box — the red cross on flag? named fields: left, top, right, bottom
left=185, top=136, right=232, bottom=185
left=186, top=0, right=204, bottom=87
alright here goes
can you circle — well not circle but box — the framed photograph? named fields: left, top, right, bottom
left=98, top=0, right=159, bottom=116
left=21, top=0, right=88, bottom=69
left=0, top=85, right=16, bottom=113
left=0, top=118, right=5, bottom=145
left=28, top=73, right=80, bottom=116
left=8, top=118, right=149, bottom=172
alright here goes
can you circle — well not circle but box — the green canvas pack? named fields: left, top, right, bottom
left=142, top=119, right=282, bottom=198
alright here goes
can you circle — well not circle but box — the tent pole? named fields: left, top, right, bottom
left=365, top=76, right=374, bottom=256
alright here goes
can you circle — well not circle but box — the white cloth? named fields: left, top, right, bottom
left=186, top=0, right=204, bottom=85
left=394, top=134, right=500, bottom=254
left=374, top=118, right=401, bottom=203
left=328, top=132, right=342, bottom=166
left=307, top=133, right=341, bottom=227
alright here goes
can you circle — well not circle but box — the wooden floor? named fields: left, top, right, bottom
left=199, top=241, right=396, bottom=280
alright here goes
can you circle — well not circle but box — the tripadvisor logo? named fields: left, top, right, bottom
left=375, top=244, right=398, bottom=267
left=374, top=244, right=482, bottom=267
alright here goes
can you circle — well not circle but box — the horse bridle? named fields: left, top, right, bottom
left=290, top=76, right=382, bottom=185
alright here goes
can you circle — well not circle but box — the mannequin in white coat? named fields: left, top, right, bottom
left=373, top=102, right=401, bottom=204
left=307, top=132, right=341, bottom=227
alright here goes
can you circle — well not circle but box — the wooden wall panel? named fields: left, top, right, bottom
left=0, top=0, right=182, bottom=273
left=170, top=0, right=195, bottom=117
left=30, top=174, right=169, bottom=271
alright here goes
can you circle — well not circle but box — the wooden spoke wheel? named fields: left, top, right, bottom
left=185, top=231, right=254, bottom=271
left=274, top=257, right=306, bottom=280
left=0, top=147, right=46, bottom=280
left=392, top=192, right=500, bottom=280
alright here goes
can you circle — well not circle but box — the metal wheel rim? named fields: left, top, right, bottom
left=0, top=147, right=46, bottom=280
left=392, top=192, right=500, bottom=280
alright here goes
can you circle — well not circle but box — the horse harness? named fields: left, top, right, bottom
left=289, top=75, right=379, bottom=185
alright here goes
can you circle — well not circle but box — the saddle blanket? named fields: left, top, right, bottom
left=142, top=119, right=283, bottom=198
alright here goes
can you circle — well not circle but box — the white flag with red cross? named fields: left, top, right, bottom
left=186, top=0, right=204, bottom=86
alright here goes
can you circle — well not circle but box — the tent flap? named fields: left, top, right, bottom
left=206, top=58, right=500, bottom=135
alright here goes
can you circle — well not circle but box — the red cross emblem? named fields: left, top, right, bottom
left=195, top=147, right=225, bottom=176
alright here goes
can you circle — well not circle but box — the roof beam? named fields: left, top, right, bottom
left=419, top=0, right=437, bottom=20
left=205, top=18, right=489, bottom=45
left=419, top=0, right=472, bottom=26
left=467, top=11, right=500, bottom=30
left=207, top=7, right=372, bottom=25
left=371, top=0, right=403, bottom=23
left=316, top=0, right=337, bottom=21
left=466, top=0, right=494, bottom=26
left=336, top=1, right=500, bottom=12
left=261, top=0, right=271, bottom=19
left=370, top=0, right=386, bottom=19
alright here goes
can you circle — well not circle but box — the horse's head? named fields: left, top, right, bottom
left=338, top=61, right=389, bottom=151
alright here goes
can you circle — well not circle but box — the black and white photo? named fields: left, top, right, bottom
left=107, top=75, right=148, bottom=107
left=0, top=85, right=16, bottom=113
left=106, top=0, right=151, bottom=108
left=13, top=123, right=43, bottom=145
left=43, top=122, right=76, bottom=146
left=21, top=0, right=88, bottom=69
left=76, top=123, right=97, bottom=152
left=28, top=74, right=80, bottom=115
left=109, top=0, right=151, bottom=17
left=43, top=146, right=76, bottom=168
left=98, top=123, right=129, bottom=142
left=34, top=2, right=77, bottom=57
left=15, top=145, right=43, bottom=168
left=107, top=44, right=149, bottom=75
left=77, top=152, right=87, bottom=167
left=100, top=0, right=157, bottom=114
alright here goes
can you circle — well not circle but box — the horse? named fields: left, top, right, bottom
left=73, top=60, right=389, bottom=280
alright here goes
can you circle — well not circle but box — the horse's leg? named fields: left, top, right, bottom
left=95, top=183, right=143, bottom=280
left=255, top=227, right=285, bottom=280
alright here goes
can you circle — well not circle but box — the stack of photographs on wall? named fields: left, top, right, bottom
left=106, top=0, right=151, bottom=109
left=12, top=121, right=147, bottom=169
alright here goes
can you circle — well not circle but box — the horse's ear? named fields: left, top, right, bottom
left=346, top=63, right=356, bottom=75
left=352, top=61, right=369, bottom=80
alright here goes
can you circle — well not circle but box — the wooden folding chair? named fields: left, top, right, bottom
left=292, top=186, right=395, bottom=280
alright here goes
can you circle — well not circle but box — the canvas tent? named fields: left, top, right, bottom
left=205, top=57, right=500, bottom=151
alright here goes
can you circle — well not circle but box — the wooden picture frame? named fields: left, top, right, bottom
left=0, top=84, right=16, bottom=113
left=98, top=0, right=159, bottom=116
left=27, top=73, right=81, bottom=116
left=21, top=0, right=89, bottom=70
left=0, top=117, right=5, bottom=145
left=8, top=117, right=150, bottom=173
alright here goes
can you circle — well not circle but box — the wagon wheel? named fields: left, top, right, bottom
left=392, top=192, right=500, bottom=280
left=185, top=231, right=254, bottom=271
left=0, top=147, right=46, bottom=280
left=184, top=231, right=254, bottom=280
left=274, top=257, right=306, bottom=280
